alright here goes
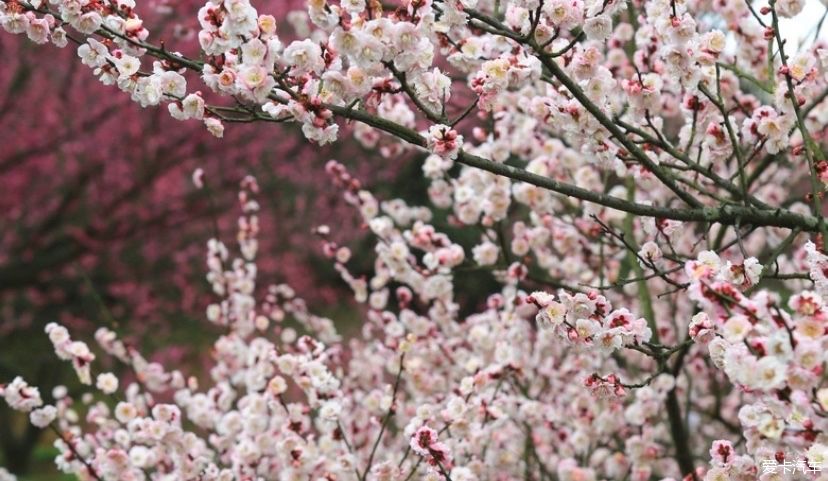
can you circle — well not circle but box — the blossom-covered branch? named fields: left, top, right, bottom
left=5, top=0, right=828, bottom=479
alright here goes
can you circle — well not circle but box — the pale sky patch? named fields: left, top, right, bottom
left=779, top=0, right=828, bottom=51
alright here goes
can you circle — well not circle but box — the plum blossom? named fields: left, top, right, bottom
left=29, top=405, right=57, bottom=428
left=472, top=240, right=499, bottom=266
left=426, top=125, right=463, bottom=161
left=688, top=312, right=715, bottom=344
left=283, top=39, right=324, bottom=75
left=638, top=241, right=662, bottom=266
left=96, top=373, right=119, bottom=394
left=719, top=258, right=763, bottom=288
left=204, top=117, right=225, bottom=138
left=2, top=377, right=43, bottom=412
left=583, top=15, right=612, bottom=41
left=45, top=322, right=95, bottom=384
left=410, top=426, right=451, bottom=466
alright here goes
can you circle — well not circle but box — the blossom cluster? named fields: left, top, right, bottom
left=8, top=0, right=828, bottom=478
left=0, top=152, right=811, bottom=481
